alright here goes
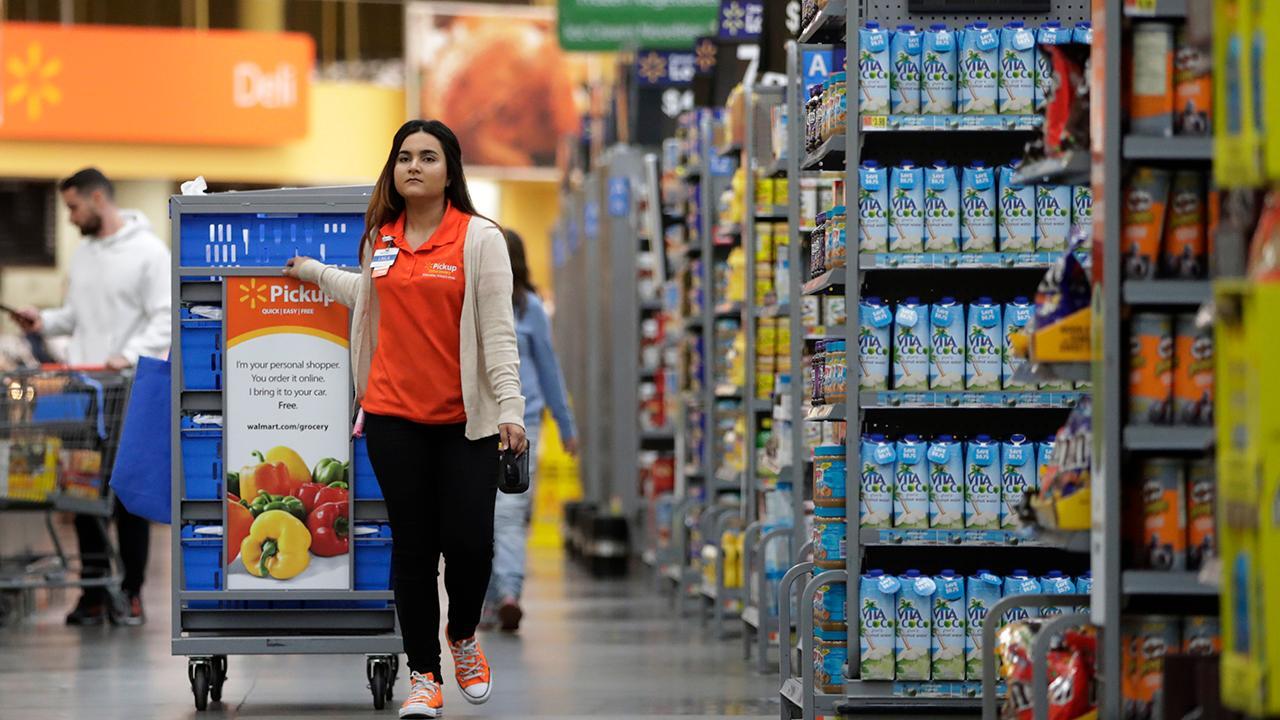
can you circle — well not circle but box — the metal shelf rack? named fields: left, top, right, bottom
left=774, top=3, right=1095, bottom=719
left=1094, top=3, right=1219, bottom=717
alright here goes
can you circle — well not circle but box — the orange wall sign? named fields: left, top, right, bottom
left=0, top=23, right=312, bottom=146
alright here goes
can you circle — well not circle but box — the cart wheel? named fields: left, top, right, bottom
left=210, top=656, right=227, bottom=703
left=190, top=663, right=210, bottom=711
left=369, top=663, right=388, bottom=710
left=386, top=656, right=399, bottom=702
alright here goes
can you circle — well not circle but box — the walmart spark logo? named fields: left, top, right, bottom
left=239, top=279, right=271, bottom=310
left=638, top=52, right=667, bottom=84
left=5, top=42, right=62, bottom=121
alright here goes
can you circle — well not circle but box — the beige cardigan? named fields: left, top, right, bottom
left=295, top=215, right=525, bottom=440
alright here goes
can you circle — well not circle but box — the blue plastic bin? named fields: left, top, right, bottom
left=179, top=213, right=364, bottom=268
left=353, top=437, right=382, bottom=500
left=354, top=524, right=392, bottom=591
left=180, top=319, right=222, bottom=390
left=180, top=416, right=222, bottom=500
left=181, top=524, right=222, bottom=591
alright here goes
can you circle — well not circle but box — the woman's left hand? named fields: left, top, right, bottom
left=499, top=423, right=528, bottom=456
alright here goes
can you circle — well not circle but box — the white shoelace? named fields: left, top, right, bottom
left=407, top=672, right=440, bottom=703
left=452, top=639, right=486, bottom=681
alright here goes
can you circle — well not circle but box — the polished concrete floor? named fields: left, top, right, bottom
left=0, top=526, right=775, bottom=720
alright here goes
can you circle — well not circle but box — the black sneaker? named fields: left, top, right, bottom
left=110, top=594, right=145, bottom=627
left=65, top=597, right=107, bottom=626
left=496, top=597, right=523, bottom=633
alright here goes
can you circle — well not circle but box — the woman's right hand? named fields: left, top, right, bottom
left=282, top=256, right=312, bottom=280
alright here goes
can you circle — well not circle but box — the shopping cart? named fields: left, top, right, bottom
left=0, top=366, right=131, bottom=621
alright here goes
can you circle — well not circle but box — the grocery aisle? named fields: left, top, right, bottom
left=0, top=527, right=773, bottom=720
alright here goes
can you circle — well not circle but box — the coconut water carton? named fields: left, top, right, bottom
left=998, top=22, right=1036, bottom=115
left=961, top=162, right=998, bottom=252
left=1037, top=438, right=1056, bottom=492
left=932, top=570, right=967, bottom=680
left=889, top=161, right=925, bottom=252
left=894, top=435, right=929, bottom=529
left=965, top=570, right=1003, bottom=680
left=1035, top=184, right=1073, bottom=252
left=998, top=162, right=1037, bottom=251
left=1035, top=22, right=1073, bottom=112
left=896, top=571, right=936, bottom=680
left=922, top=24, right=958, bottom=115
left=858, top=22, right=892, bottom=115
left=858, top=161, right=889, bottom=253
left=1039, top=571, right=1077, bottom=617
left=966, top=298, right=1003, bottom=391
left=1073, top=21, right=1093, bottom=46
left=1073, top=184, right=1094, bottom=243
left=930, top=298, right=965, bottom=391
left=893, top=298, right=930, bottom=391
left=958, top=22, right=999, bottom=115
left=928, top=435, right=965, bottom=529
left=1002, top=297, right=1034, bottom=389
left=965, top=435, right=1001, bottom=529
left=859, top=296, right=892, bottom=390
left=1001, top=434, right=1036, bottom=529
left=890, top=25, right=923, bottom=115
left=924, top=162, right=961, bottom=252
left=1001, top=571, right=1043, bottom=624
left=1074, top=572, right=1092, bottom=615
left=860, top=434, right=896, bottom=528
left=859, top=570, right=901, bottom=680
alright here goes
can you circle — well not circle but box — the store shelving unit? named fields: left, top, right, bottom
left=773, top=4, right=1094, bottom=719
left=1093, top=2, right=1219, bottom=718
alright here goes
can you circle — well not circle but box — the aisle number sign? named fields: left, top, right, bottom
left=0, top=22, right=311, bottom=146
left=224, top=277, right=351, bottom=590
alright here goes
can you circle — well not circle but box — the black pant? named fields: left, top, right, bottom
left=364, top=414, right=498, bottom=678
left=76, top=497, right=150, bottom=602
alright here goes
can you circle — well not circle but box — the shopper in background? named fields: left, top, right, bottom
left=482, top=228, right=576, bottom=633
left=8, top=167, right=171, bottom=627
left=285, top=119, right=525, bottom=720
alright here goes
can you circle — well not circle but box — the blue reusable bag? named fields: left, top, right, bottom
left=109, top=356, right=172, bottom=524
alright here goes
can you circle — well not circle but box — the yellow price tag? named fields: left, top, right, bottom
left=862, top=115, right=889, bottom=130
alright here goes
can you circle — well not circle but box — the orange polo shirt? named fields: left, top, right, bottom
left=362, top=207, right=470, bottom=424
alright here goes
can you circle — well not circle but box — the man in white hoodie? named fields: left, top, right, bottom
left=11, top=168, right=171, bottom=626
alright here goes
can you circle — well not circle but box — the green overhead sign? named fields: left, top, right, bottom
left=557, top=0, right=720, bottom=51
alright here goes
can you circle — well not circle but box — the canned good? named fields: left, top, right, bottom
left=1186, top=458, right=1215, bottom=570
left=1129, top=313, right=1174, bottom=425
left=1182, top=616, right=1221, bottom=656
left=1142, top=459, right=1187, bottom=571
left=1130, top=23, right=1175, bottom=136
left=1123, top=616, right=1179, bottom=720
left=1173, top=313, right=1213, bottom=425
left=813, top=445, right=847, bottom=509
left=1123, top=168, right=1172, bottom=280
left=815, top=634, right=849, bottom=694
left=814, top=581, right=848, bottom=631
left=813, top=515, right=847, bottom=570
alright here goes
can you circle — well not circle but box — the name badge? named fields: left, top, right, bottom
left=370, top=247, right=399, bottom=277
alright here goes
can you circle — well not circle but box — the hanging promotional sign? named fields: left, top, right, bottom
left=0, top=22, right=311, bottom=146
left=556, top=0, right=719, bottom=51
left=224, top=277, right=352, bottom=590
left=405, top=3, right=588, bottom=179
left=717, top=0, right=765, bottom=41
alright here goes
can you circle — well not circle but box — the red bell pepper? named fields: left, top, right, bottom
left=296, top=482, right=350, bottom=514
left=307, top=501, right=349, bottom=557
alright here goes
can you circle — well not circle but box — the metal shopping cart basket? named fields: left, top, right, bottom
left=0, top=366, right=131, bottom=620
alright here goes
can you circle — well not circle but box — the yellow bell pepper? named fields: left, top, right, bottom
left=241, top=510, right=312, bottom=580
left=263, top=446, right=311, bottom=488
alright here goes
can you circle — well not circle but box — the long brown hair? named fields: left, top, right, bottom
left=504, top=228, right=538, bottom=317
left=361, top=119, right=494, bottom=251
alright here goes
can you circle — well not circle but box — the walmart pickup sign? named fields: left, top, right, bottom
left=557, top=0, right=720, bottom=51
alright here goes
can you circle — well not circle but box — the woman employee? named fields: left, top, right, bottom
left=286, top=119, right=525, bottom=720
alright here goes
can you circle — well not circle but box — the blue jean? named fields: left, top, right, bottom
left=487, top=418, right=540, bottom=603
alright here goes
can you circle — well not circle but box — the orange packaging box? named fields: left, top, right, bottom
left=1174, top=27, right=1213, bottom=134
left=1162, top=171, right=1207, bottom=278
left=1123, top=617, right=1181, bottom=715
left=1173, top=313, right=1214, bottom=425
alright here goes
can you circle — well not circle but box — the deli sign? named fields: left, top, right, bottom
left=0, top=23, right=312, bottom=146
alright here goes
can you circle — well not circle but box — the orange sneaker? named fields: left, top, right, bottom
left=399, top=671, right=443, bottom=718
left=447, top=632, right=493, bottom=704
